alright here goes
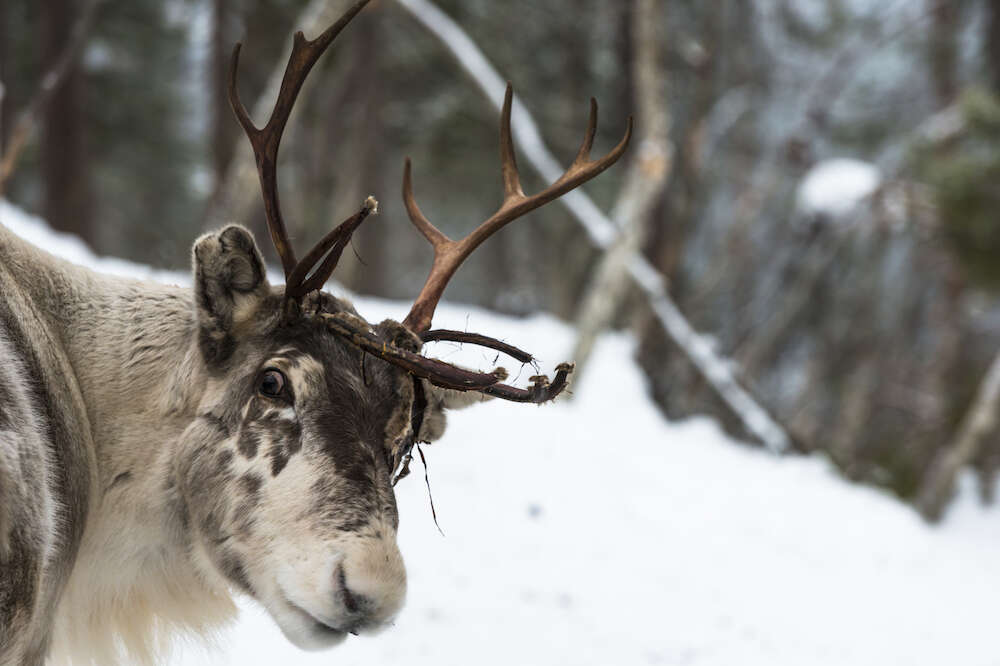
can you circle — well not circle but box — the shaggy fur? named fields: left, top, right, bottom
left=0, top=223, right=472, bottom=665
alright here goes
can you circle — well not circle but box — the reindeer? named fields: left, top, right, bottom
left=0, top=1, right=631, bottom=663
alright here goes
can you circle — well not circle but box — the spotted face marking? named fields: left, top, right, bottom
left=233, top=356, right=309, bottom=474
left=237, top=426, right=261, bottom=459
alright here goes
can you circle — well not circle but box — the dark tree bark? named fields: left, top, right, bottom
left=328, top=1, right=390, bottom=297
left=615, top=0, right=636, bottom=119
left=41, top=0, right=92, bottom=243
left=929, top=0, right=958, bottom=109
left=0, top=0, right=10, bottom=155
left=988, top=0, right=1000, bottom=93
left=210, top=0, right=234, bottom=188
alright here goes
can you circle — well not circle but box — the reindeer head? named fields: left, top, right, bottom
left=175, top=0, right=630, bottom=652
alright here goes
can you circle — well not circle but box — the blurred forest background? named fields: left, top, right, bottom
left=3, top=0, right=1000, bottom=521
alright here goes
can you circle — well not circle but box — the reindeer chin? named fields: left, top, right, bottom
left=264, top=593, right=350, bottom=651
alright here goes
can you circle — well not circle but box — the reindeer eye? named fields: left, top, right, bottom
left=258, top=369, right=286, bottom=398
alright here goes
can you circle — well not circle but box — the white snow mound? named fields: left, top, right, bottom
left=797, top=157, right=881, bottom=218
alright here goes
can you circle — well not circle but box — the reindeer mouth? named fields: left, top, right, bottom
left=271, top=591, right=350, bottom=650
left=283, top=593, right=349, bottom=634
left=303, top=612, right=351, bottom=638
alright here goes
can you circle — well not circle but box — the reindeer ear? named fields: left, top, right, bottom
left=416, top=382, right=488, bottom=443
left=193, top=225, right=270, bottom=364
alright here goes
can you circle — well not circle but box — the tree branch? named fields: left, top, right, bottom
left=917, top=350, right=1000, bottom=522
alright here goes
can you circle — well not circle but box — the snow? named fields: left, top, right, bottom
left=796, top=158, right=881, bottom=219
left=0, top=199, right=188, bottom=285
left=2, top=200, right=1000, bottom=665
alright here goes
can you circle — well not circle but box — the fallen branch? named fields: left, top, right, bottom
left=395, top=0, right=791, bottom=453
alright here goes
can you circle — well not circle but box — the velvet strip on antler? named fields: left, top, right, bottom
left=321, top=312, right=507, bottom=392
left=419, top=329, right=534, bottom=364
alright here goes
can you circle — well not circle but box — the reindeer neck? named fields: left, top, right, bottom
left=1, top=226, right=235, bottom=655
left=0, top=224, right=205, bottom=474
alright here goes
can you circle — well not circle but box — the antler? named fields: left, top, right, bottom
left=226, top=4, right=631, bottom=405
left=402, top=84, right=633, bottom=333
left=228, top=0, right=374, bottom=301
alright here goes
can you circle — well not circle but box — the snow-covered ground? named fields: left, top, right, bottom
left=2, top=200, right=999, bottom=666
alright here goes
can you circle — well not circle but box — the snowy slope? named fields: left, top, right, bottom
left=2, top=201, right=999, bottom=666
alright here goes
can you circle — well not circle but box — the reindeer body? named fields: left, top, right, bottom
left=0, top=3, right=628, bottom=662
left=0, top=224, right=430, bottom=664
left=0, top=225, right=246, bottom=663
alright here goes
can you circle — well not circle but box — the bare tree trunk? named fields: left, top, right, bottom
left=41, top=0, right=92, bottom=243
left=989, top=0, right=1000, bottom=93
left=395, top=0, right=792, bottom=454
left=0, top=1, right=9, bottom=155
left=928, top=0, right=958, bottom=108
left=737, top=231, right=852, bottom=376
left=571, top=0, right=672, bottom=381
left=829, top=359, right=879, bottom=474
left=209, top=0, right=234, bottom=189
left=978, top=436, right=1000, bottom=504
left=325, top=2, right=388, bottom=295
left=917, top=349, right=1000, bottom=521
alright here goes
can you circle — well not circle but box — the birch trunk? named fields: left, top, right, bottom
left=571, top=0, right=672, bottom=383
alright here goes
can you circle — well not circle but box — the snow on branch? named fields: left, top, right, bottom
left=395, top=0, right=792, bottom=454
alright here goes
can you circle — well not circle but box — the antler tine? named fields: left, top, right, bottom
left=228, top=0, right=372, bottom=286
left=322, top=312, right=507, bottom=392
left=420, top=329, right=534, bottom=364
left=499, top=84, right=525, bottom=201
left=286, top=196, right=378, bottom=299
left=402, top=159, right=450, bottom=249
left=323, top=312, right=574, bottom=404
left=228, top=42, right=298, bottom=277
left=482, top=363, right=574, bottom=403
left=401, top=86, right=633, bottom=333
left=574, top=98, right=598, bottom=164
